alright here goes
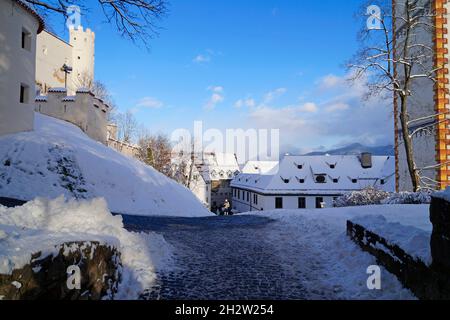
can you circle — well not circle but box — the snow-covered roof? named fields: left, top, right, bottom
left=62, top=96, right=76, bottom=102
left=241, top=161, right=279, bottom=175
left=76, top=87, right=93, bottom=94
left=198, top=152, right=241, bottom=181
left=48, top=87, right=67, bottom=93
left=35, top=96, right=47, bottom=102
left=231, top=155, right=395, bottom=194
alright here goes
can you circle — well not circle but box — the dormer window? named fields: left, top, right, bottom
left=281, top=177, right=290, bottom=184
left=352, top=179, right=358, bottom=184
left=299, top=179, right=305, bottom=184
left=315, top=175, right=326, bottom=184
left=295, top=163, right=304, bottom=170
left=380, top=179, right=385, bottom=185
left=330, top=164, right=336, bottom=169
left=333, top=178, right=339, bottom=183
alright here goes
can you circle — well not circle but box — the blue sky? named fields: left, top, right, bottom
left=54, top=0, right=393, bottom=154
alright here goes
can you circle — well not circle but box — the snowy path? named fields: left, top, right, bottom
left=122, top=215, right=345, bottom=300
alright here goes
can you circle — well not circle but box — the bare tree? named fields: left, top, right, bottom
left=137, top=133, right=173, bottom=176
left=349, top=0, right=441, bottom=191
left=23, top=0, right=168, bottom=48
left=116, top=110, right=138, bottom=143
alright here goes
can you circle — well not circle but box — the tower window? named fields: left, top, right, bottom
left=20, top=84, right=29, bottom=104
left=21, top=28, right=31, bottom=51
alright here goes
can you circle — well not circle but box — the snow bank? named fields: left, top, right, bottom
left=247, top=205, right=430, bottom=299
left=434, top=186, right=450, bottom=203
left=0, top=113, right=211, bottom=217
left=0, top=197, right=174, bottom=299
left=351, top=215, right=431, bottom=264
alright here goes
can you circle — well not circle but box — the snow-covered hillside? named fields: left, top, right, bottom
left=0, top=113, right=211, bottom=217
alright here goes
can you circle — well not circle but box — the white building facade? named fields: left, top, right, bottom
left=36, top=26, right=95, bottom=95
left=231, top=154, right=395, bottom=213
left=188, top=153, right=241, bottom=212
left=0, top=0, right=44, bottom=136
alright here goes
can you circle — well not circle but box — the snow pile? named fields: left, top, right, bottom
left=0, top=113, right=211, bottom=217
left=351, top=215, right=431, bottom=264
left=250, top=204, right=430, bottom=299
left=0, top=197, right=174, bottom=299
left=334, top=188, right=389, bottom=207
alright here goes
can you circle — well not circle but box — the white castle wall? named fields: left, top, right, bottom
left=0, top=0, right=41, bottom=136
left=36, top=88, right=109, bottom=144
left=106, top=124, right=140, bottom=158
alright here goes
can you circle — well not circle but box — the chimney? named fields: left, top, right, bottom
left=360, top=152, right=373, bottom=169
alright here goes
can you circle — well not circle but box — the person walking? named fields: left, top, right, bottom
left=223, top=199, right=231, bottom=216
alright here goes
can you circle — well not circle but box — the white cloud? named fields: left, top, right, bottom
left=136, top=97, right=164, bottom=109
left=299, top=102, right=318, bottom=113
left=209, top=86, right=224, bottom=93
left=234, top=98, right=256, bottom=108
left=204, top=86, right=225, bottom=110
left=325, top=102, right=349, bottom=112
left=193, top=54, right=211, bottom=64
left=262, top=88, right=287, bottom=105
left=318, top=74, right=344, bottom=90
left=244, top=73, right=393, bottom=149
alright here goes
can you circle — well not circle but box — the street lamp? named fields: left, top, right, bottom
left=61, top=64, right=73, bottom=89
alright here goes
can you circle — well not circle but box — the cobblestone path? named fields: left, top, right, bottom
left=122, top=215, right=332, bottom=300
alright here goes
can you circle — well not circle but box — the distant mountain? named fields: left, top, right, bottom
left=305, top=143, right=394, bottom=156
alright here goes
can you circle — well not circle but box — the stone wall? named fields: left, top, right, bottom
left=430, top=196, right=450, bottom=273
left=347, top=196, right=450, bottom=300
left=0, top=241, right=121, bottom=300
left=36, top=88, right=109, bottom=144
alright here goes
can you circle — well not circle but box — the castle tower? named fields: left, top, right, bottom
left=69, top=25, right=95, bottom=88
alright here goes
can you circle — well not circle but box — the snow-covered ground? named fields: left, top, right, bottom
left=0, top=197, right=174, bottom=299
left=0, top=113, right=211, bottom=217
left=245, top=204, right=430, bottom=299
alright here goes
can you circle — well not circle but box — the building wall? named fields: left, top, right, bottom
left=395, top=0, right=450, bottom=191
left=435, top=0, right=450, bottom=189
left=231, top=189, right=337, bottom=213
left=394, top=0, right=441, bottom=191
left=106, top=124, right=140, bottom=158
left=35, top=31, right=73, bottom=94
left=0, top=0, right=41, bottom=136
left=35, top=26, right=95, bottom=95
